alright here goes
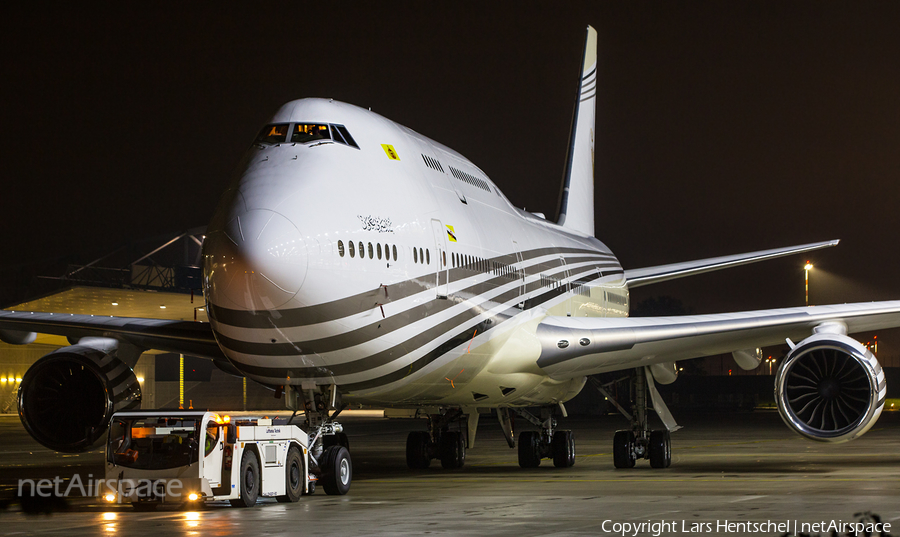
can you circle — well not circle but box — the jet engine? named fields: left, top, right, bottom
left=774, top=333, right=885, bottom=443
left=18, top=344, right=142, bottom=452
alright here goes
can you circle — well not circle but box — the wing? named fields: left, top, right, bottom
left=535, top=301, right=900, bottom=379
left=624, top=240, right=839, bottom=288
left=0, top=310, right=224, bottom=359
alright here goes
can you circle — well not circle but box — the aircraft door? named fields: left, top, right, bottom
left=559, top=256, right=572, bottom=316
left=513, top=241, right=525, bottom=309
left=202, top=421, right=224, bottom=487
left=431, top=219, right=449, bottom=299
left=426, top=143, right=467, bottom=204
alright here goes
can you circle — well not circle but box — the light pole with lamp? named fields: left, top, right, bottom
left=804, top=261, right=813, bottom=306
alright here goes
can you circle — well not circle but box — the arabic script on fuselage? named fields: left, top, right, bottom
left=358, top=215, right=394, bottom=233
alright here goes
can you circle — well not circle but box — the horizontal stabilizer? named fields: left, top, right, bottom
left=624, top=240, right=839, bottom=288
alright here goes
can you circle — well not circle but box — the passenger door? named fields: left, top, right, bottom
left=431, top=219, right=449, bottom=299
left=513, top=241, right=525, bottom=309
left=559, top=256, right=572, bottom=316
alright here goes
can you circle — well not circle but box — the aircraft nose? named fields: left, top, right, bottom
left=204, top=209, right=307, bottom=310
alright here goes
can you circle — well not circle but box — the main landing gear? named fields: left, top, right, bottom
left=596, top=367, right=678, bottom=469
left=406, top=409, right=468, bottom=469
left=513, top=407, right=575, bottom=469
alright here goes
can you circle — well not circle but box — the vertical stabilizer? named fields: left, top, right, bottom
left=556, top=25, right=597, bottom=236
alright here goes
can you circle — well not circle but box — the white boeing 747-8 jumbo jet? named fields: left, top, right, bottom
left=2, top=26, right=900, bottom=484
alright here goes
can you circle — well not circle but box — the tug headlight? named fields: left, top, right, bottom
left=188, top=493, right=199, bottom=501
left=104, top=493, right=116, bottom=503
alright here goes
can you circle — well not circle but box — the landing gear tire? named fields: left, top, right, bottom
left=230, top=450, right=260, bottom=507
left=551, top=430, right=575, bottom=468
left=440, top=431, right=465, bottom=469
left=276, top=446, right=304, bottom=502
left=321, top=445, right=352, bottom=495
left=324, top=432, right=350, bottom=451
left=406, top=430, right=431, bottom=469
left=518, top=430, right=542, bottom=468
left=613, top=430, right=636, bottom=469
left=649, top=430, right=671, bottom=469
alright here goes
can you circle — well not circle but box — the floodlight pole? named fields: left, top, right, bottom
left=804, top=262, right=814, bottom=307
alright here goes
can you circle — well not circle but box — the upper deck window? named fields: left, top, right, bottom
left=255, top=123, right=289, bottom=144
left=292, top=124, right=330, bottom=143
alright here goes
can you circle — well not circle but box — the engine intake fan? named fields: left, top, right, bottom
left=18, top=345, right=142, bottom=452
left=775, top=333, right=885, bottom=443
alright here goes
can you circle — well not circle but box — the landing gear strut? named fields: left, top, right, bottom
left=284, top=384, right=351, bottom=494
left=515, top=406, right=575, bottom=469
left=405, top=409, right=468, bottom=469
left=607, top=367, right=676, bottom=469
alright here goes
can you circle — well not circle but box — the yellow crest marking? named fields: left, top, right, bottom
left=381, top=144, right=400, bottom=161
left=446, top=225, right=457, bottom=242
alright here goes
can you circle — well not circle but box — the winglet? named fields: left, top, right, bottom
left=556, top=25, right=598, bottom=236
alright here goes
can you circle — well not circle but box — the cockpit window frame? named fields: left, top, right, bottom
left=254, top=123, right=290, bottom=145
left=291, top=123, right=331, bottom=144
left=333, top=125, right=359, bottom=149
left=254, top=122, right=360, bottom=150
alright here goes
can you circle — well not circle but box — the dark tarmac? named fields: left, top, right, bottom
left=1, top=410, right=898, bottom=536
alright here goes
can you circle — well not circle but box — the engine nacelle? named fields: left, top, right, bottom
left=775, top=333, right=885, bottom=443
left=18, top=345, right=142, bottom=452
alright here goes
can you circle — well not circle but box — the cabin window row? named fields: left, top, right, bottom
left=337, top=240, right=398, bottom=262
left=572, top=282, right=589, bottom=297
left=449, top=166, right=491, bottom=193
left=452, top=252, right=518, bottom=280
left=335, top=240, right=433, bottom=265
left=422, top=154, right=444, bottom=173
left=540, top=274, right=565, bottom=290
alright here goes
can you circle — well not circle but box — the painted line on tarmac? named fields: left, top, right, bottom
left=361, top=476, right=900, bottom=484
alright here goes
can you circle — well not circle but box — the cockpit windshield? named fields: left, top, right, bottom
left=255, top=124, right=290, bottom=144
left=292, top=123, right=330, bottom=143
left=254, top=122, right=359, bottom=149
left=107, top=415, right=202, bottom=470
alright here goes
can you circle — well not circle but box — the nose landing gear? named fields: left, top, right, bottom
left=283, top=384, right=352, bottom=494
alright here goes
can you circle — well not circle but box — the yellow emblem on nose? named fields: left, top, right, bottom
left=381, top=144, right=400, bottom=161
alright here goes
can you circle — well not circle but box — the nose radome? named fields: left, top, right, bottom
left=207, top=209, right=307, bottom=310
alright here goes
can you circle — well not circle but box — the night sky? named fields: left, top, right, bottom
left=4, top=2, right=900, bottom=319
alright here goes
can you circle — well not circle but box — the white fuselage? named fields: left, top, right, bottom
left=202, top=98, right=628, bottom=408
